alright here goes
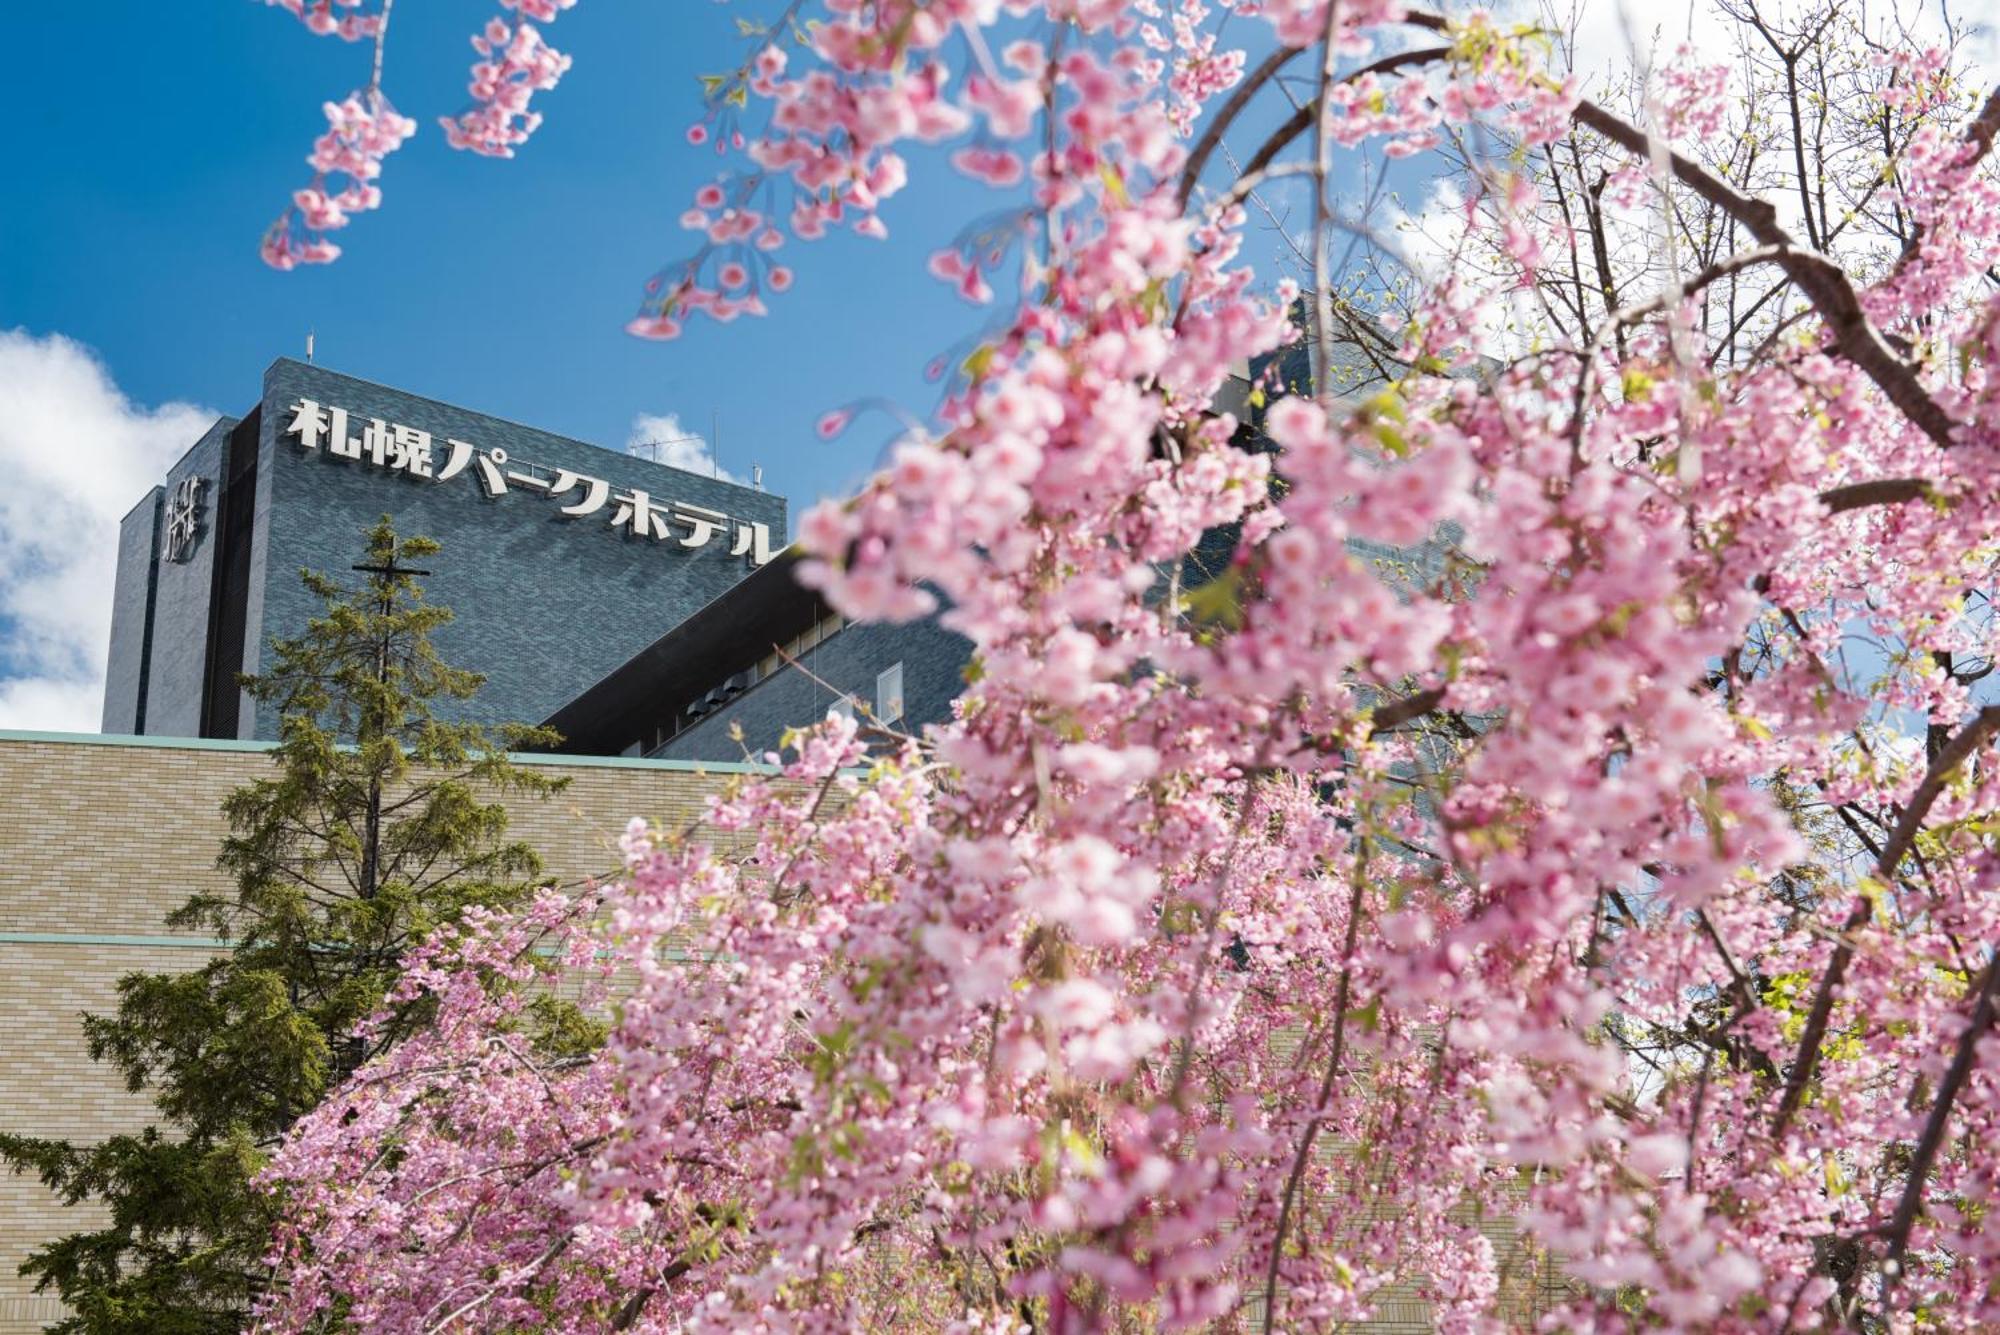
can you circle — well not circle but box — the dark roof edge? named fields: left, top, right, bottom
left=540, top=548, right=824, bottom=750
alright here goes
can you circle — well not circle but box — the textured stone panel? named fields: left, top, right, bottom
left=139, top=420, right=234, bottom=737
left=101, top=489, right=163, bottom=734
left=240, top=360, right=787, bottom=740
left=0, top=731, right=779, bottom=1330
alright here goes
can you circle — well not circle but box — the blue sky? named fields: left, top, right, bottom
left=2, top=2, right=1016, bottom=498
left=9, top=0, right=1838, bottom=730
left=0, top=1, right=1076, bottom=729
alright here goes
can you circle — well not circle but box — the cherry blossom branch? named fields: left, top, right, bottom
left=1878, top=943, right=2000, bottom=1286
left=1260, top=855, right=1369, bottom=1333
left=1177, top=43, right=1303, bottom=209
left=422, top=1233, right=572, bottom=1333
left=439, top=4, right=578, bottom=158
left=1772, top=704, right=2000, bottom=1140
left=1570, top=243, right=1789, bottom=452
left=1165, top=779, right=1268, bottom=1109
left=1889, top=84, right=2000, bottom=275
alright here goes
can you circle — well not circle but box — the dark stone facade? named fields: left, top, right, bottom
left=142, top=420, right=235, bottom=739
left=99, top=489, right=164, bottom=734
left=103, top=360, right=786, bottom=741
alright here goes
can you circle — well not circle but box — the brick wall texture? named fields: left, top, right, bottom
left=0, top=732, right=1555, bottom=1332
left=0, top=732, right=771, bottom=1333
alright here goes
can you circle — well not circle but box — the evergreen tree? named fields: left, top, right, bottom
left=0, top=519, right=567, bottom=1333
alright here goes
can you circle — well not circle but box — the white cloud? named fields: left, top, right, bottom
left=1383, top=176, right=1468, bottom=285
left=0, top=330, right=214, bottom=732
left=624, top=411, right=738, bottom=483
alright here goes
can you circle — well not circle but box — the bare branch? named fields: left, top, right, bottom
left=1565, top=96, right=1958, bottom=449
left=1602, top=244, right=1786, bottom=329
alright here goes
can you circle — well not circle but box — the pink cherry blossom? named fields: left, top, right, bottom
left=249, top=3, right=2000, bottom=1331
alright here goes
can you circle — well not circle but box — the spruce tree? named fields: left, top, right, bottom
left=0, top=519, right=568, bottom=1334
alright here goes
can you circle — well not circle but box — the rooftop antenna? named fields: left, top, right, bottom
left=306, top=329, right=315, bottom=365
left=752, top=463, right=764, bottom=490
left=629, top=432, right=706, bottom=466
left=711, top=407, right=721, bottom=479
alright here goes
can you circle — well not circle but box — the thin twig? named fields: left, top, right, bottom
left=1259, top=845, right=1369, bottom=1332
left=1178, top=44, right=1304, bottom=209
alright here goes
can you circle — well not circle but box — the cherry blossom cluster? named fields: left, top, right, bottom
left=260, top=91, right=415, bottom=270
left=262, top=0, right=382, bottom=43
left=251, top=1, right=2000, bottom=1330
left=438, top=6, right=578, bottom=158
left=258, top=0, right=577, bottom=268
left=626, top=178, right=793, bottom=339
left=1142, top=0, right=1246, bottom=136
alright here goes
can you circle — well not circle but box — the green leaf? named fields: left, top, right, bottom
left=1183, top=565, right=1248, bottom=632
left=1098, top=162, right=1129, bottom=206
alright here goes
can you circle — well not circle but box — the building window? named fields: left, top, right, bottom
left=876, top=662, right=904, bottom=724
left=830, top=695, right=857, bottom=723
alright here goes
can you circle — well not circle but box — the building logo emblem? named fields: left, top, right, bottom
left=162, top=476, right=205, bottom=563
left=285, top=399, right=773, bottom=566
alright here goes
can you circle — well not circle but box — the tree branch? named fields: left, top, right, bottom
left=1371, top=686, right=1446, bottom=731
left=1178, top=44, right=1303, bottom=209
left=1227, top=45, right=1454, bottom=214
left=1603, top=244, right=1786, bottom=330
left=1878, top=944, right=2000, bottom=1285
left=1818, top=477, right=1934, bottom=514
left=1772, top=705, right=2000, bottom=1139
left=1377, top=9, right=1960, bottom=447
left=1565, top=96, right=1958, bottom=449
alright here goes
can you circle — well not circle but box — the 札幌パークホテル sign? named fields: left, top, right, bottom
left=285, top=398, right=773, bottom=565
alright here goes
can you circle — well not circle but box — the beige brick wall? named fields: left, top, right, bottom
left=0, top=731, right=770, bottom=1333
left=0, top=731, right=1561, bottom=1332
